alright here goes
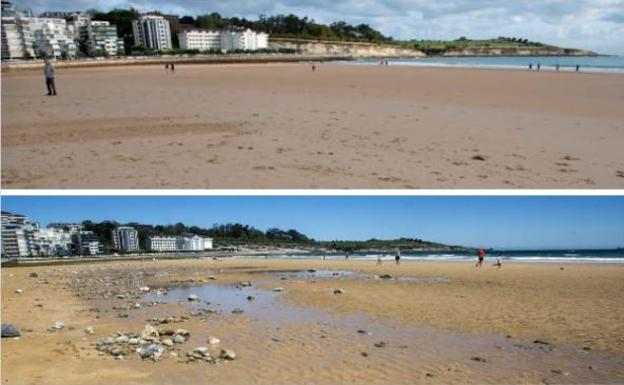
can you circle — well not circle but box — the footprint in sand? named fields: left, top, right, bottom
left=616, top=171, right=624, bottom=178
left=472, top=155, right=488, bottom=161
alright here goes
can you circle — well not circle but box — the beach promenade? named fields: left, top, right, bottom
left=2, top=258, right=623, bottom=384
left=2, top=62, right=624, bottom=188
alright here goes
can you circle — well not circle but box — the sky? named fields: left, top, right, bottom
left=2, top=196, right=623, bottom=250
left=12, top=0, right=624, bottom=54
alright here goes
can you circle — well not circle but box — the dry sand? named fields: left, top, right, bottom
left=2, top=63, right=624, bottom=188
left=2, top=258, right=624, bottom=384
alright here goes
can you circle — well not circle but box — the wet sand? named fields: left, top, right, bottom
left=2, top=258, right=624, bottom=384
left=2, top=63, right=624, bottom=188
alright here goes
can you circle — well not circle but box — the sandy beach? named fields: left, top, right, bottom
left=2, top=258, right=623, bottom=384
left=2, top=63, right=624, bottom=188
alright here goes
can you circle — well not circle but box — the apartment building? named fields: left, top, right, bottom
left=220, top=28, right=269, bottom=51
left=1, top=16, right=35, bottom=59
left=72, top=231, right=104, bottom=256
left=146, top=235, right=178, bottom=252
left=132, top=14, right=172, bottom=50
left=28, top=17, right=76, bottom=58
left=147, top=234, right=213, bottom=252
left=30, top=228, right=72, bottom=257
left=111, top=226, right=140, bottom=252
left=1, top=211, right=38, bottom=258
left=179, top=29, right=220, bottom=50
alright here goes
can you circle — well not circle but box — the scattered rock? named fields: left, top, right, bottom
left=246, top=295, right=255, bottom=301
left=551, top=369, right=563, bottom=375
left=357, top=330, right=372, bottom=336
left=115, top=335, right=129, bottom=343
left=118, top=313, right=129, bottom=318
left=139, top=343, right=165, bottom=361
left=238, top=281, right=252, bottom=287
left=29, top=272, right=38, bottom=278
left=472, top=155, right=488, bottom=161
left=378, top=274, right=392, bottom=279
left=15, top=289, right=23, bottom=294
left=188, top=294, right=199, bottom=301
left=51, top=321, right=65, bottom=331
left=231, top=308, right=244, bottom=314
left=207, top=276, right=217, bottom=280
left=141, top=324, right=159, bottom=340
left=333, top=289, right=344, bottom=294
left=361, top=352, right=368, bottom=357
left=272, top=287, right=284, bottom=292
left=162, top=339, right=174, bottom=347
left=139, top=286, right=150, bottom=292
left=307, top=269, right=317, bottom=273
left=470, top=356, right=487, bottom=363
left=533, top=339, right=551, bottom=345
left=133, top=303, right=142, bottom=309
left=194, top=346, right=209, bottom=355
left=116, top=294, right=125, bottom=299
left=374, top=341, right=386, bottom=348
left=174, top=334, right=187, bottom=344
left=208, top=336, right=220, bottom=345
left=1, top=323, right=21, bottom=338
left=220, top=349, right=236, bottom=360
left=426, top=373, right=435, bottom=378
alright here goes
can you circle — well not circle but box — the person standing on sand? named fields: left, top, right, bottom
left=345, top=252, right=349, bottom=260
left=312, top=63, right=316, bottom=72
left=529, top=63, right=533, bottom=70
left=494, top=253, right=503, bottom=269
left=165, top=63, right=169, bottom=73
left=476, top=248, right=486, bottom=268
left=43, top=58, right=57, bottom=96
left=556, top=64, right=560, bottom=72
left=537, top=63, right=541, bottom=71
left=171, top=63, right=175, bottom=72
left=395, top=249, right=401, bottom=265
left=576, top=65, right=580, bottom=72
left=377, top=255, right=383, bottom=265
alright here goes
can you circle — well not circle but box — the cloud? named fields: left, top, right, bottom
left=12, top=0, right=624, bottom=53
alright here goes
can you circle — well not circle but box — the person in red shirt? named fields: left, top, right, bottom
left=476, top=248, right=486, bottom=268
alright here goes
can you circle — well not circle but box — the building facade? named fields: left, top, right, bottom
left=1, top=16, right=35, bottom=59
left=30, top=228, right=72, bottom=257
left=83, top=20, right=124, bottom=56
left=220, top=28, right=269, bottom=51
left=72, top=231, right=104, bottom=256
left=147, top=234, right=213, bottom=252
left=132, top=15, right=172, bottom=50
left=1, top=211, right=38, bottom=258
left=147, top=235, right=178, bottom=252
left=179, top=29, right=220, bottom=50
left=29, top=17, right=76, bottom=58
left=111, top=226, right=140, bottom=252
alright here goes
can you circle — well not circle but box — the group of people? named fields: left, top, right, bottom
left=529, top=63, right=581, bottom=72
left=475, top=248, right=503, bottom=269
left=165, top=63, right=176, bottom=73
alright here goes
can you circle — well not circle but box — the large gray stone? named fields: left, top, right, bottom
left=1, top=323, right=21, bottom=338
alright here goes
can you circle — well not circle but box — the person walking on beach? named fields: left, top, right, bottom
left=395, top=249, right=401, bottom=265
left=537, top=63, right=541, bottom=71
left=556, top=64, right=560, bottom=72
left=377, top=255, right=383, bottom=265
left=494, top=253, right=503, bottom=269
left=43, top=58, right=57, bottom=96
left=576, top=65, right=580, bottom=72
left=476, top=248, right=486, bottom=268
left=311, top=63, right=316, bottom=72
left=345, top=252, right=349, bottom=260
left=529, top=63, right=533, bottom=70
left=171, top=63, right=175, bottom=72
left=165, top=63, right=169, bottom=73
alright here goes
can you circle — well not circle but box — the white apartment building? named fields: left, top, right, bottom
left=147, top=235, right=178, bottom=252
left=30, top=228, right=72, bottom=257
left=111, top=226, right=140, bottom=252
left=29, top=17, right=76, bottom=58
left=147, top=234, right=213, bottom=252
left=179, top=29, right=220, bottom=50
left=1, top=16, right=35, bottom=59
left=84, top=20, right=124, bottom=56
left=72, top=231, right=104, bottom=256
left=132, top=14, right=172, bottom=50
left=220, top=28, right=269, bottom=51
left=1, top=211, right=38, bottom=258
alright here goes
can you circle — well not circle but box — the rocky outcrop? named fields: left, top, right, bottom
left=270, top=38, right=425, bottom=58
left=440, top=47, right=596, bottom=57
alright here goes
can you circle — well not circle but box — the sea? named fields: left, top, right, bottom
left=352, top=55, right=624, bottom=74
left=246, top=249, right=624, bottom=264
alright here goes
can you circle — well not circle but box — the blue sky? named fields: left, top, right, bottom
left=13, top=0, right=624, bottom=54
left=2, top=196, right=623, bottom=249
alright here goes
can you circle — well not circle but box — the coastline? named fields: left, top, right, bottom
left=2, top=258, right=623, bottom=384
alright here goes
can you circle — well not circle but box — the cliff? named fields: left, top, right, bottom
left=439, top=47, right=597, bottom=57
left=269, top=38, right=425, bottom=58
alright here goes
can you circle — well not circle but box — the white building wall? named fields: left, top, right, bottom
left=132, top=15, right=172, bottom=50
left=179, top=30, right=220, bottom=50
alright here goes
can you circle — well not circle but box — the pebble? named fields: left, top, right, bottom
left=139, top=286, right=150, bottom=292
left=379, top=274, right=392, bottom=279
left=194, top=346, right=209, bottom=355
left=231, top=308, right=244, bottom=314
left=207, top=276, right=217, bottom=280
left=141, top=324, right=159, bottom=340
left=139, top=343, right=165, bottom=361
left=273, top=287, right=284, bottom=292
left=115, top=335, right=129, bottom=343
left=238, top=281, right=252, bottom=287
left=333, top=289, right=344, bottom=294
left=133, top=303, right=142, bottom=309
left=220, top=349, right=236, bottom=360
left=1, top=323, right=21, bottom=338
left=374, top=341, right=386, bottom=348
left=29, top=272, right=38, bottom=278
left=15, top=289, right=23, bottom=294
left=357, top=330, right=372, bottom=336
left=174, top=334, right=186, bottom=344
left=208, top=336, right=220, bottom=345
left=51, top=321, right=65, bottom=331
left=471, top=356, right=487, bottom=363
left=85, top=326, right=95, bottom=335
left=246, top=295, right=255, bottom=301
left=162, top=339, right=174, bottom=347
left=188, top=294, right=199, bottom=301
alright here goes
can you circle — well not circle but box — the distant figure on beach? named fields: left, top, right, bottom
left=345, top=252, right=349, bottom=260
left=556, top=64, right=560, bottom=72
left=476, top=248, right=486, bottom=268
left=322, top=255, right=326, bottom=260
left=377, top=255, right=383, bottom=265
left=170, top=63, right=175, bottom=72
left=311, top=64, right=316, bottom=72
left=165, top=63, right=169, bottom=73
left=529, top=63, right=533, bottom=70
left=576, top=65, right=580, bottom=72
left=494, top=254, right=503, bottom=269
left=395, top=249, right=401, bottom=265
left=385, top=60, right=389, bottom=66
left=537, top=63, right=541, bottom=71
left=43, top=58, right=57, bottom=96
